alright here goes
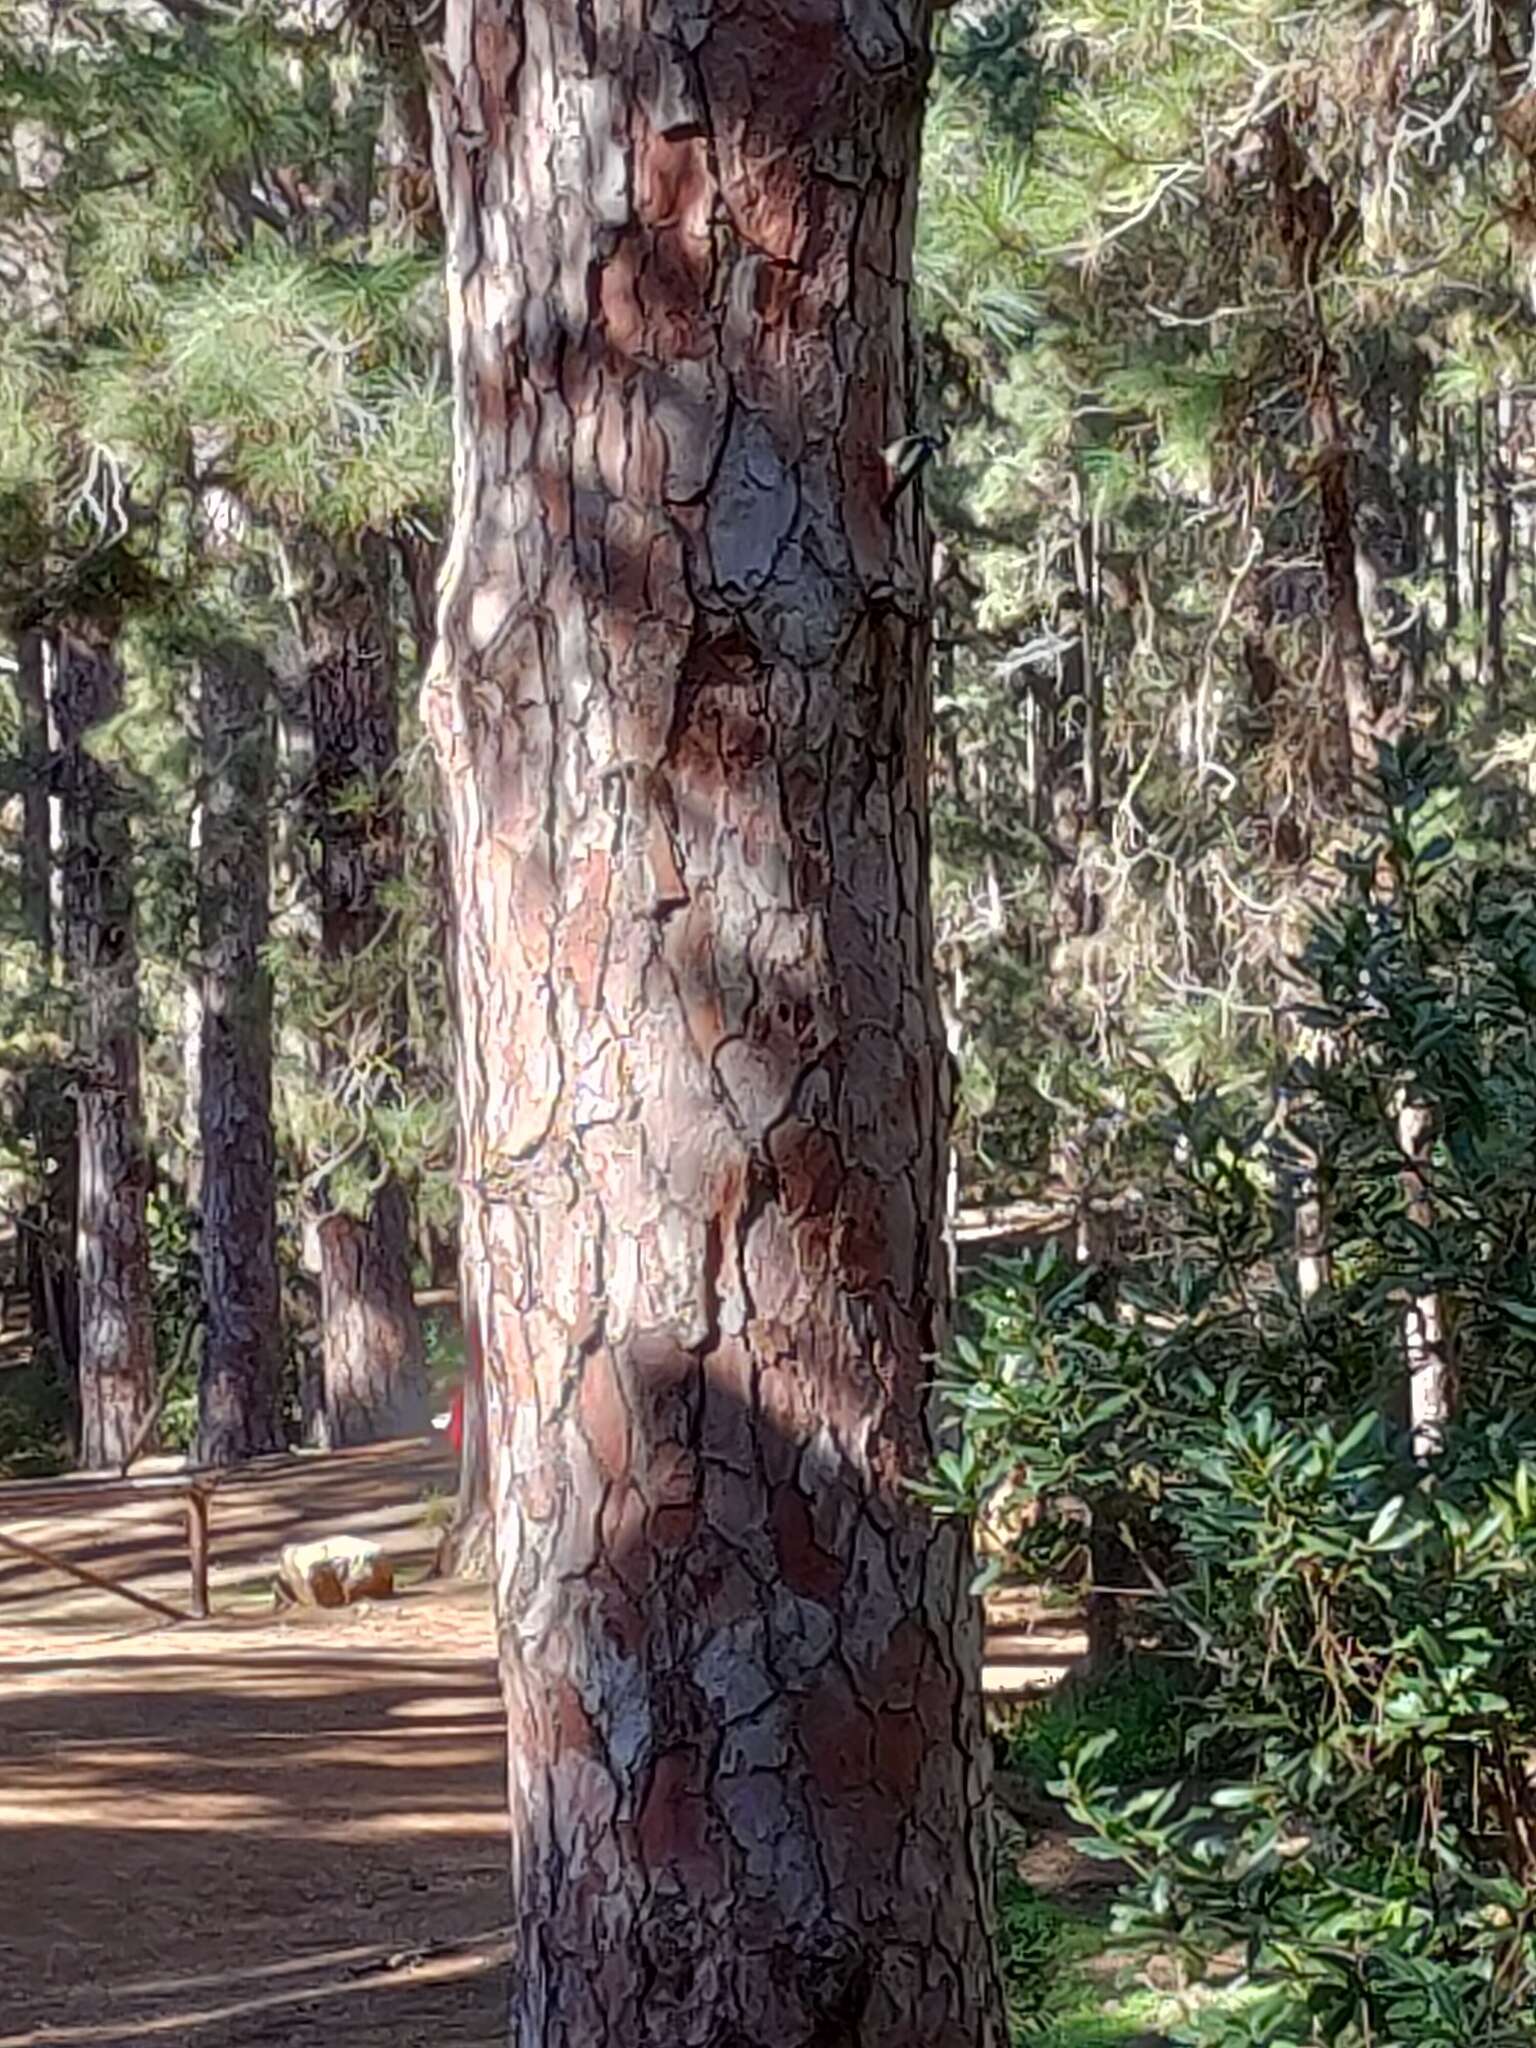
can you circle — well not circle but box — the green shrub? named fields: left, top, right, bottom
left=935, top=746, right=1536, bottom=2045
left=421, top=1303, right=465, bottom=1389
left=997, top=1872, right=1093, bottom=2037
left=0, top=1359, right=70, bottom=1477
left=1008, top=1659, right=1193, bottom=1792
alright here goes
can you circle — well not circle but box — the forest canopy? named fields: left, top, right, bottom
left=9, top=1, right=1536, bottom=2043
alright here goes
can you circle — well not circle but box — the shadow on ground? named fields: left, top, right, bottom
left=0, top=1442, right=507, bottom=2047
left=0, top=1441, right=1087, bottom=2045
left=0, top=1440, right=459, bottom=1633
left=0, top=1597, right=509, bottom=2047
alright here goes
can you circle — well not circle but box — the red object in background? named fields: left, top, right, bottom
left=447, top=1383, right=465, bottom=1456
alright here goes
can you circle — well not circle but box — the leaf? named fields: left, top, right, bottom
left=1368, top=1497, right=1404, bottom=1546
left=1082, top=1388, right=1136, bottom=1428
left=1336, top=1411, right=1380, bottom=1461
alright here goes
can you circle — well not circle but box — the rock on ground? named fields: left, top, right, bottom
left=276, top=1534, right=395, bottom=1607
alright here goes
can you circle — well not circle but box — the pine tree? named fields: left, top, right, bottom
left=0, top=2, right=456, bottom=1466
left=194, top=638, right=282, bottom=1464
left=427, top=0, right=1006, bottom=2035
left=301, top=535, right=427, bottom=1446
left=44, top=613, right=156, bottom=1468
left=918, top=0, right=1536, bottom=1217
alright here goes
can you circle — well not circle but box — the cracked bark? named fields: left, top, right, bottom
left=304, top=540, right=429, bottom=1446
left=45, top=626, right=155, bottom=1470
left=427, top=2, right=1004, bottom=2042
left=195, top=644, right=284, bottom=1465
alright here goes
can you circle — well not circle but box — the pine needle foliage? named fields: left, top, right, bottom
left=922, top=0, right=1536, bottom=1205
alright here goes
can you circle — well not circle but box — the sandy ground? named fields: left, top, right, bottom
left=0, top=1439, right=1082, bottom=2047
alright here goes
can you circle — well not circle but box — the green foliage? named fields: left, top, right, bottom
left=939, top=752, right=1536, bottom=2043
left=995, top=1862, right=1259, bottom=2045
left=997, top=1872, right=1092, bottom=2037
left=420, top=1306, right=465, bottom=1390
left=0, top=1360, right=70, bottom=1479
left=146, top=1188, right=203, bottom=1451
left=919, top=0, right=1536, bottom=1210
left=1007, top=1659, right=1193, bottom=1793
left=1060, top=1424, right=1536, bottom=2046
left=152, top=251, right=447, bottom=531
left=0, top=2, right=456, bottom=1416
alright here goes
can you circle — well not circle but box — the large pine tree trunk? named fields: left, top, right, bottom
left=195, top=645, right=285, bottom=1464
left=305, top=540, right=428, bottom=1445
left=46, top=626, right=155, bottom=1470
left=428, top=5, right=1005, bottom=2042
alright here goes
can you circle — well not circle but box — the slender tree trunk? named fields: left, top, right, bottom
left=1443, top=406, right=1462, bottom=656
left=1400, top=1093, right=1453, bottom=1457
left=15, top=629, right=79, bottom=1424
left=45, top=626, right=155, bottom=1470
left=428, top=6, right=1004, bottom=2043
left=195, top=645, right=285, bottom=1464
left=1293, top=1167, right=1330, bottom=1302
left=1488, top=392, right=1514, bottom=714
left=1399, top=352, right=1428, bottom=705
left=304, top=538, right=428, bottom=1445
left=1267, top=135, right=1449, bottom=1403
left=1266, top=118, right=1381, bottom=785
left=1275, top=1023, right=1332, bottom=1303
left=17, top=627, right=53, bottom=954
left=1074, top=495, right=1103, bottom=828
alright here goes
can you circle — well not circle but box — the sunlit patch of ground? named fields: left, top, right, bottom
left=1, top=1442, right=508, bottom=2046
left=0, top=1438, right=1091, bottom=2045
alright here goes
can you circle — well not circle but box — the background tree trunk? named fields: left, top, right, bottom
left=15, top=627, right=79, bottom=1430
left=304, top=538, right=428, bottom=1445
left=315, top=1180, right=427, bottom=1445
left=435, top=1303, right=493, bottom=1578
left=46, top=625, right=155, bottom=1470
left=428, top=2, right=1005, bottom=2041
left=195, top=644, right=284, bottom=1464
left=1488, top=393, right=1514, bottom=713
left=17, top=627, right=54, bottom=954
left=1400, top=1092, right=1454, bottom=1457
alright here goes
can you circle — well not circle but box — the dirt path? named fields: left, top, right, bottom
left=0, top=1440, right=1082, bottom=2046
left=1, top=1443, right=507, bottom=2047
